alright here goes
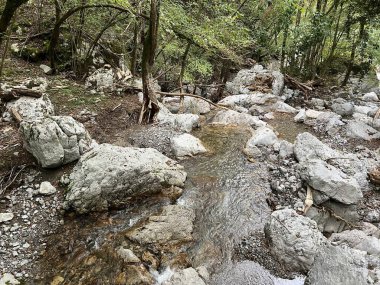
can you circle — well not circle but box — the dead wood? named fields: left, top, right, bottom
left=0, top=88, right=42, bottom=102
left=10, top=107, right=22, bottom=123
left=284, top=74, right=313, bottom=98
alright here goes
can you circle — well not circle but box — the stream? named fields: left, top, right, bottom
left=38, top=118, right=307, bottom=284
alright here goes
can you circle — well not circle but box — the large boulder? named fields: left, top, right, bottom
left=299, top=159, right=362, bottom=205
left=218, top=93, right=278, bottom=108
left=331, top=98, right=354, bottom=116
left=162, top=97, right=210, bottom=115
left=126, top=205, right=194, bottom=245
left=305, top=244, right=368, bottom=285
left=294, top=132, right=337, bottom=162
left=244, top=127, right=278, bottom=148
left=271, top=101, right=297, bottom=113
left=163, top=268, right=207, bottom=285
left=171, top=133, right=207, bottom=159
left=346, top=121, right=380, bottom=141
left=5, top=94, right=54, bottom=122
left=330, top=229, right=380, bottom=256
left=20, top=116, right=93, bottom=168
left=85, top=66, right=114, bottom=91
left=226, top=65, right=284, bottom=96
left=294, top=132, right=368, bottom=188
left=305, top=201, right=359, bottom=233
left=64, top=144, right=187, bottom=213
left=362, top=92, right=379, bottom=102
left=264, top=209, right=326, bottom=273
left=212, top=110, right=266, bottom=128
left=157, top=103, right=199, bottom=132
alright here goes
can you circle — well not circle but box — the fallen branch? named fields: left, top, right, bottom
left=156, top=91, right=228, bottom=110
left=0, top=88, right=42, bottom=102
left=284, top=74, right=313, bottom=99
left=0, top=165, right=29, bottom=196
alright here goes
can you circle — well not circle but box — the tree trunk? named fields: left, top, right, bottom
left=178, top=42, right=191, bottom=113
left=212, top=61, right=230, bottom=103
left=48, top=3, right=134, bottom=73
left=139, top=0, right=161, bottom=124
left=342, top=19, right=365, bottom=86
left=0, top=0, right=28, bottom=45
left=280, top=27, right=289, bottom=70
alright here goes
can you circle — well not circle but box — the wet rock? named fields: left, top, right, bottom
left=116, top=247, right=140, bottom=263
left=64, top=145, right=187, bottom=213
left=157, top=103, right=200, bottom=132
left=330, top=230, right=380, bottom=255
left=244, top=127, right=278, bottom=150
left=0, top=273, right=20, bottom=285
left=299, top=159, right=362, bottom=205
left=39, top=64, right=52, bottom=75
left=163, top=267, right=206, bottom=285
left=163, top=97, right=210, bottom=115
left=5, top=94, right=54, bottom=122
left=331, top=98, right=354, bottom=116
left=346, top=121, right=380, bottom=141
left=212, top=109, right=266, bottom=128
left=226, top=65, right=284, bottom=96
left=271, top=101, right=297, bottom=113
left=171, top=133, right=207, bottom=159
left=0, top=213, right=14, bottom=223
left=305, top=244, right=368, bottom=285
left=218, top=93, right=277, bottom=108
left=124, top=265, right=154, bottom=285
left=38, top=181, right=57, bottom=195
left=362, top=92, right=379, bottom=102
left=264, top=209, right=326, bottom=272
left=20, top=116, right=94, bottom=168
left=126, top=205, right=194, bottom=244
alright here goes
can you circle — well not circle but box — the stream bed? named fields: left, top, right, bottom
left=36, top=121, right=306, bottom=284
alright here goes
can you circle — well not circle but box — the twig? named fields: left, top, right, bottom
left=272, top=215, right=292, bottom=234
left=112, top=103, right=121, bottom=111
left=0, top=165, right=29, bottom=195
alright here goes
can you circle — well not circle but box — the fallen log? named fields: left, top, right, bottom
left=284, top=74, right=313, bottom=98
left=0, top=88, right=42, bottom=102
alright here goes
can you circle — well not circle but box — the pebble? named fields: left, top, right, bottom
left=0, top=213, right=14, bottom=223
left=38, top=182, right=57, bottom=195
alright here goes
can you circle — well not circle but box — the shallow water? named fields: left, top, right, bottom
left=180, top=125, right=272, bottom=272
left=37, top=123, right=305, bottom=284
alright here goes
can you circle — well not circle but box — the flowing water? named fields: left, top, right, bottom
left=38, top=121, right=305, bottom=284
